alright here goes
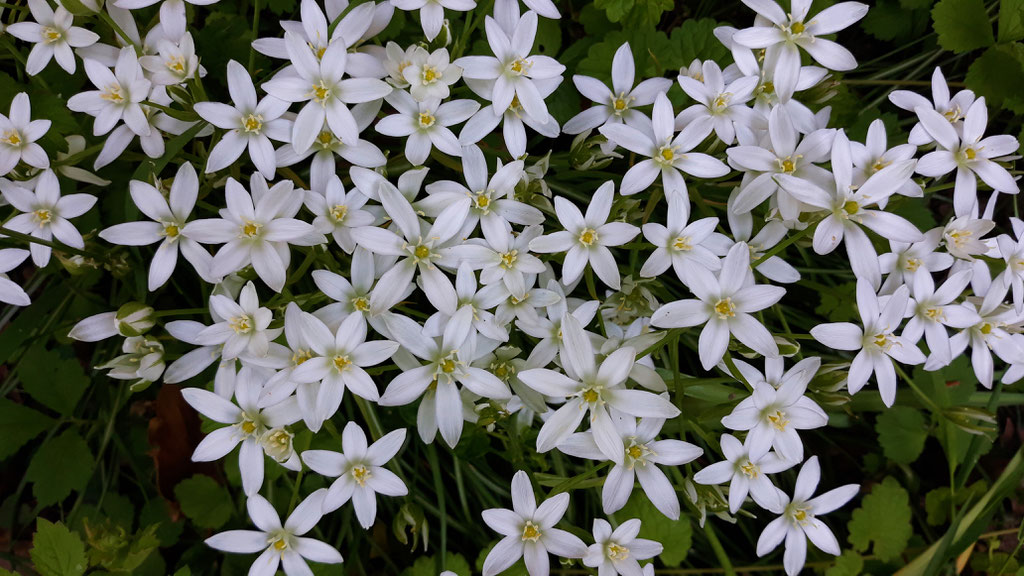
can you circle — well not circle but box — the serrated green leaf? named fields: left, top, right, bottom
left=668, top=18, right=732, bottom=72
left=30, top=518, right=87, bottom=576
left=0, top=398, right=55, bottom=460
left=25, top=429, right=94, bottom=506
left=876, top=405, right=928, bottom=464
left=19, top=345, right=89, bottom=416
left=848, top=476, right=913, bottom=562
left=594, top=0, right=634, bottom=22
left=932, top=0, right=995, bottom=53
left=863, top=0, right=914, bottom=40
left=618, top=492, right=692, bottom=566
left=965, top=43, right=1024, bottom=111
left=826, top=551, right=864, bottom=576
left=173, top=475, right=234, bottom=529
left=999, top=0, right=1024, bottom=42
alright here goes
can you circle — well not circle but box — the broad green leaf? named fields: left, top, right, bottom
left=0, top=398, right=55, bottom=460
left=924, top=481, right=987, bottom=526
left=848, top=476, right=913, bottom=562
left=815, top=282, right=858, bottom=322
left=19, top=345, right=89, bottom=416
left=173, top=475, right=234, bottom=529
left=668, top=18, right=731, bottom=71
left=594, top=0, right=633, bottom=22
left=932, top=0, right=995, bottom=53
left=862, top=0, right=915, bottom=40
left=876, top=405, right=928, bottom=464
left=826, top=551, right=865, bottom=576
left=965, top=43, right=1024, bottom=111
left=25, top=429, right=95, bottom=506
left=30, top=518, right=87, bottom=576
left=266, top=0, right=297, bottom=15
left=618, top=492, right=692, bottom=566
left=999, top=0, right=1024, bottom=42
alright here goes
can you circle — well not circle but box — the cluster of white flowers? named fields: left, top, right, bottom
left=1, top=0, right=1019, bottom=573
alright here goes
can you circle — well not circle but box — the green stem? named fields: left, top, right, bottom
left=0, top=225, right=102, bottom=260
left=702, top=521, right=737, bottom=576
left=249, top=0, right=261, bottom=73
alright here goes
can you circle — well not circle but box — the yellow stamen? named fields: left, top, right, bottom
left=242, top=113, right=264, bottom=134
left=579, top=228, right=598, bottom=246
left=521, top=521, right=542, bottom=542
left=713, top=298, right=735, bottom=319
left=333, top=355, right=352, bottom=372
left=352, top=465, right=371, bottom=487
left=418, top=112, right=436, bottom=128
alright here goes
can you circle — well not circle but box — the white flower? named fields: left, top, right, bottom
left=99, top=162, right=214, bottom=290
left=997, top=220, right=1024, bottom=313
left=879, top=228, right=953, bottom=294
left=96, top=336, right=165, bottom=387
left=651, top=242, right=786, bottom=369
left=755, top=457, right=859, bottom=576
left=375, top=90, right=478, bottom=165
left=205, top=491, right=343, bottom=575
left=942, top=216, right=994, bottom=260
left=194, top=281, right=278, bottom=360
left=184, top=175, right=325, bottom=292
left=182, top=364, right=303, bottom=495
left=456, top=11, right=566, bottom=124
left=195, top=60, right=292, bottom=179
left=518, top=313, right=680, bottom=463
left=379, top=312, right=511, bottom=447
left=0, top=93, right=51, bottom=175
left=0, top=169, right=96, bottom=267
left=481, top=471, right=587, bottom=576
left=139, top=32, right=202, bottom=86
left=311, top=246, right=412, bottom=335
left=731, top=0, right=867, bottom=100
left=720, top=356, right=827, bottom=462
left=889, top=66, right=976, bottom=147
left=639, top=195, right=721, bottom=284
left=304, top=174, right=375, bottom=252
left=529, top=181, right=639, bottom=289
left=600, top=93, right=728, bottom=198
left=778, top=129, right=923, bottom=289
left=6, top=0, right=98, bottom=75
left=850, top=118, right=922, bottom=199
left=692, top=433, right=792, bottom=514
left=948, top=282, right=1024, bottom=387
left=262, top=32, right=392, bottom=153
left=559, top=417, right=702, bottom=519
left=114, top=0, right=220, bottom=39
left=391, top=0, right=476, bottom=41
left=288, top=312, right=399, bottom=430
left=563, top=42, right=672, bottom=135
left=0, top=249, right=31, bottom=306
left=810, top=279, right=926, bottom=407
left=903, top=270, right=980, bottom=367
left=583, top=518, right=663, bottom=576
left=914, top=97, right=1020, bottom=217
left=459, top=76, right=562, bottom=157
left=403, top=47, right=462, bottom=101
left=68, top=48, right=152, bottom=137
left=675, top=60, right=760, bottom=145
left=276, top=112, right=387, bottom=190
left=455, top=223, right=545, bottom=299
left=303, top=423, right=408, bottom=528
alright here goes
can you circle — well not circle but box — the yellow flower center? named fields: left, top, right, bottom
left=905, top=257, right=921, bottom=271
left=871, top=159, right=891, bottom=173
left=241, top=420, right=258, bottom=435
left=272, top=537, right=288, bottom=551
left=672, top=236, right=692, bottom=251
left=242, top=113, right=264, bottom=134
left=311, top=81, right=331, bottom=104
left=521, top=521, right=542, bottom=542
left=759, top=81, right=775, bottom=96
left=627, top=444, right=644, bottom=460
left=508, top=57, right=530, bottom=76
left=42, top=26, right=62, bottom=43
left=2, top=130, right=22, bottom=146
left=230, top=315, right=253, bottom=334
left=658, top=146, right=675, bottom=163
left=472, top=191, right=491, bottom=210
left=607, top=543, right=630, bottom=561
left=414, top=244, right=431, bottom=260
left=925, top=307, right=943, bottom=321
left=842, top=200, right=860, bottom=215
left=162, top=223, right=180, bottom=238
left=353, top=296, right=371, bottom=312
left=712, top=93, right=730, bottom=111
left=440, top=358, right=457, bottom=373
left=33, top=209, right=52, bottom=225
left=101, top=84, right=125, bottom=103
left=292, top=349, right=312, bottom=365
left=352, top=465, right=371, bottom=487
left=316, top=130, right=335, bottom=149
left=241, top=220, right=263, bottom=238
left=167, top=55, right=187, bottom=74
left=740, top=460, right=760, bottom=478
left=582, top=387, right=600, bottom=404
left=330, top=204, right=348, bottom=222
left=779, top=157, right=796, bottom=173
left=767, top=409, right=789, bottom=431
left=790, top=21, right=805, bottom=34
left=333, top=355, right=352, bottom=372
left=873, top=333, right=890, bottom=349
left=713, top=298, right=735, bottom=319
left=948, top=229, right=971, bottom=248
left=418, top=112, right=436, bottom=128
left=509, top=95, right=523, bottom=113
left=422, top=65, right=439, bottom=83
left=964, top=148, right=977, bottom=161
left=500, top=250, right=518, bottom=269
left=579, top=228, right=598, bottom=246
left=980, top=322, right=993, bottom=335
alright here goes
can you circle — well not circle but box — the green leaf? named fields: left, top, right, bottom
left=815, top=281, right=858, bottom=322
left=618, top=492, right=692, bottom=566
left=403, top=552, right=471, bottom=576
left=901, top=0, right=934, bottom=8
left=594, top=0, right=633, bottom=22
left=863, top=0, right=914, bottom=40
left=668, top=18, right=731, bottom=72
left=266, top=0, right=297, bottom=15
left=826, top=551, right=864, bottom=576
left=25, top=429, right=95, bottom=506
left=932, top=0, right=995, bottom=53
left=965, top=43, right=1024, bottom=111
left=924, top=480, right=987, bottom=525
left=173, top=475, right=234, bottom=529
left=999, top=0, right=1024, bottom=42
left=19, top=345, right=89, bottom=416
left=30, top=518, right=87, bottom=576
left=847, top=476, right=913, bottom=562
left=876, top=405, right=928, bottom=464
left=0, top=398, right=55, bottom=460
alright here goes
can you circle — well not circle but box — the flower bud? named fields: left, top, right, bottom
left=116, top=302, right=156, bottom=337
left=570, top=130, right=621, bottom=171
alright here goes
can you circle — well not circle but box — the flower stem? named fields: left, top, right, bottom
left=0, top=225, right=102, bottom=259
